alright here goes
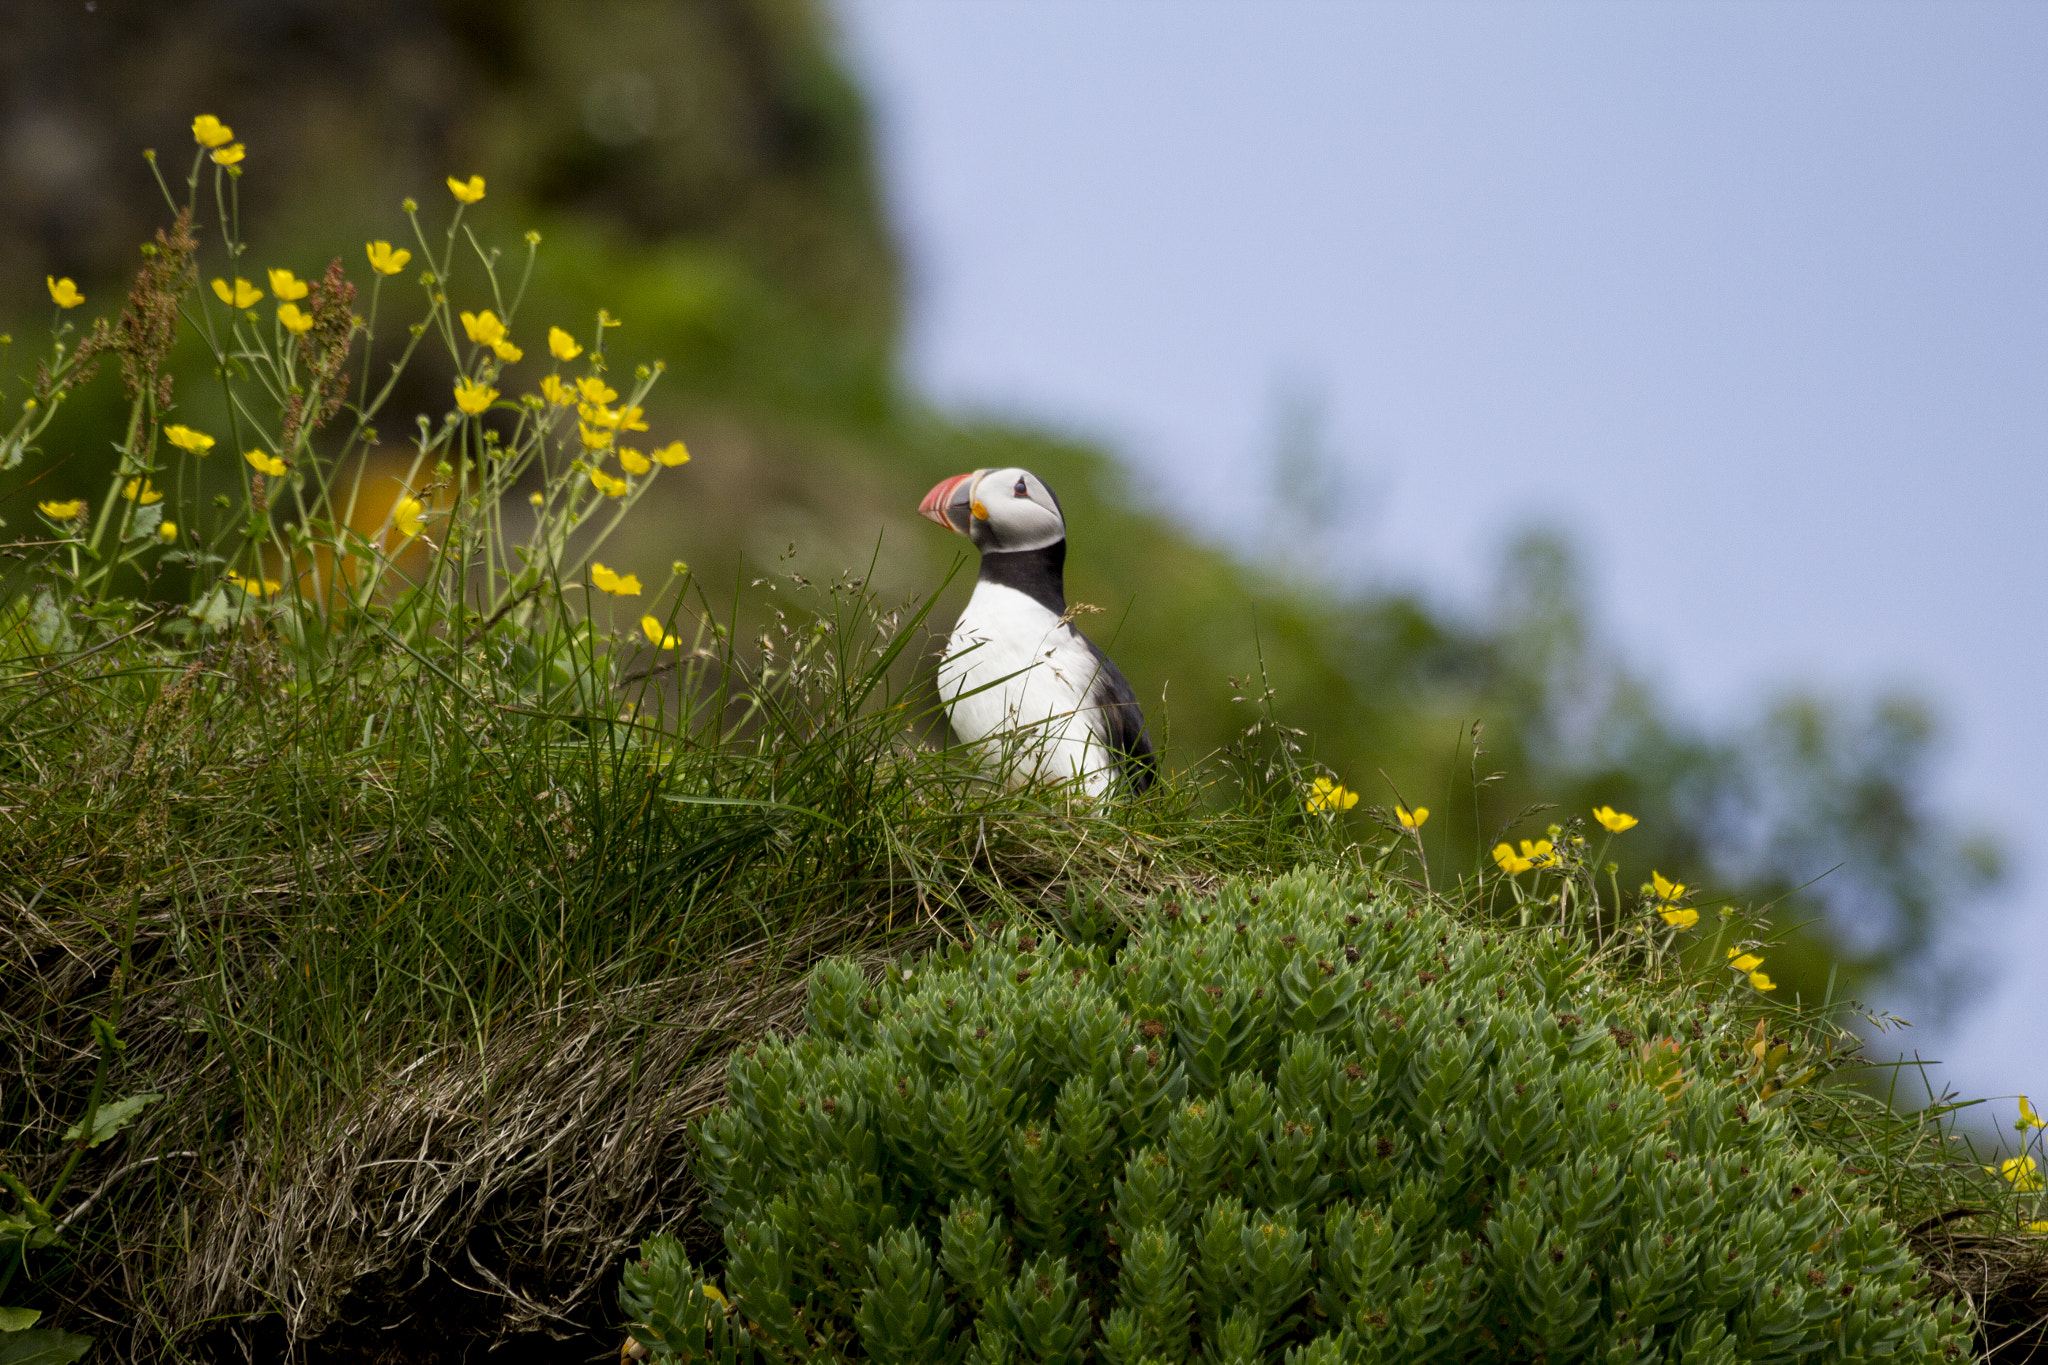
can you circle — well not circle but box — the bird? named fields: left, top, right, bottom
left=918, top=466, right=1154, bottom=796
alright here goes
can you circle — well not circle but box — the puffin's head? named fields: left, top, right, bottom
left=917, top=467, right=1066, bottom=553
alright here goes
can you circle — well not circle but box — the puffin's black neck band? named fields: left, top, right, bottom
left=977, top=541, right=1067, bottom=616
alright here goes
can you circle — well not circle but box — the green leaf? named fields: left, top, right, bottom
left=0, top=1329, right=93, bottom=1364
left=0, top=1309, right=41, bottom=1332
left=61, top=1093, right=160, bottom=1148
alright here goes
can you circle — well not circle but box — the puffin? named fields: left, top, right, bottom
left=919, top=467, right=1155, bottom=797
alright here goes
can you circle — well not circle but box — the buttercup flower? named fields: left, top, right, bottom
left=268, top=268, right=309, bottom=300
left=1493, top=843, right=1534, bottom=875
left=589, top=563, right=640, bottom=595
left=577, top=376, right=618, bottom=405
left=1650, top=871, right=1686, bottom=902
left=1749, top=970, right=1778, bottom=992
left=1660, top=907, right=1700, bottom=930
left=2020, top=1096, right=2045, bottom=1132
left=278, top=303, right=313, bottom=335
left=1593, top=805, right=1639, bottom=833
left=448, top=174, right=487, bottom=204
left=579, top=402, right=621, bottom=431
left=539, top=375, right=574, bottom=406
left=548, top=326, right=582, bottom=361
left=614, top=405, right=649, bottom=433
left=1396, top=805, right=1429, bottom=830
left=165, top=424, right=215, bottom=454
left=454, top=378, right=497, bottom=416
left=47, top=277, right=83, bottom=308
left=393, top=496, right=425, bottom=538
left=211, top=144, right=246, bottom=167
left=366, top=241, right=412, bottom=276
left=1992, top=1156, right=2044, bottom=1193
left=244, top=448, right=287, bottom=477
left=192, top=114, right=234, bottom=148
left=212, top=277, right=263, bottom=308
left=158, top=520, right=178, bottom=543
left=123, top=478, right=163, bottom=505
left=1727, top=949, right=1765, bottom=973
left=226, top=570, right=282, bottom=597
left=618, top=447, right=651, bottom=476
left=652, top=441, right=691, bottom=467
left=528, top=491, right=545, bottom=507
left=1306, top=777, right=1359, bottom=813
left=492, top=339, right=522, bottom=363
left=38, top=499, right=87, bottom=520
left=2027, top=1221, right=2048, bottom=1235
left=642, top=615, right=679, bottom=649
left=588, top=468, right=629, bottom=497
left=461, top=310, right=507, bottom=346
left=578, top=422, right=614, bottom=451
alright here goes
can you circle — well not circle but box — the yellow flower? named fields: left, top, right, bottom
left=366, top=241, right=412, bottom=276
left=1650, top=871, right=1686, bottom=902
left=1660, top=908, right=1700, bottom=930
left=447, top=174, right=487, bottom=204
left=225, top=570, right=282, bottom=597
left=615, top=405, right=649, bottom=433
left=590, top=562, right=640, bottom=595
left=2020, top=1096, right=2046, bottom=1131
left=393, top=496, right=425, bottom=538
left=212, top=277, right=263, bottom=308
left=1593, top=805, right=1638, bottom=833
left=588, top=468, right=630, bottom=498
left=1306, top=777, right=1359, bottom=813
left=38, top=498, right=87, bottom=520
left=1492, top=843, right=1534, bottom=875
left=454, top=378, right=498, bottom=416
left=539, top=375, right=574, bottom=406
left=460, top=310, right=507, bottom=346
left=578, top=423, right=614, bottom=451
left=47, top=276, right=83, bottom=308
left=652, top=440, right=691, bottom=467
left=578, top=402, right=622, bottom=430
left=268, top=268, right=310, bottom=301
left=158, top=520, right=178, bottom=543
left=277, top=303, right=313, bottom=335
left=1993, top=1156, right=2044, bottom=1193
left=1727, top=950, right=1765, bottom=973
left=1749, top=970, right=1777, bottom=993
left=191, top=114, right=234, bottom=148
left=642, top=615, right=679, bottom=649
left=2026, top=1220, right=2048, bottom=1235
left=528, top=491, right=545, bottom=507
left=1396, top=805, right=1429, bottom=830
left=618, top=447, right=651, bottom=476
left=1521, top=838, right=1556, bottom=866
left=548, top=326, right=582, bottom=361
left=211, top=144, right=246, bottom=167
left=165, top=424, right=215, bottom=454
left=491, top=339, right=522, bottom=363
left=577, top=376, right=618, bottom=405
left=123, top=477, right=163, bottom=505
left=244, top=448, right=287, bottom=477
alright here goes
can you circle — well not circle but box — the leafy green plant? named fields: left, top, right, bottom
left=2, top=1017, right=158, bottom=1365
left=624, top=868, right=1973, bottom=1364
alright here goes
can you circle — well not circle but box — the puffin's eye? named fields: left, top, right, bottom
left=1013, top=477, right=1029, bottom=498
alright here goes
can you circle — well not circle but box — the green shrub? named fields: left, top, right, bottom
left=623, top=868, right=1971, bottom=1364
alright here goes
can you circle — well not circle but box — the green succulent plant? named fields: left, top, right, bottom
left=623, top=869, right=1971, bottom=1364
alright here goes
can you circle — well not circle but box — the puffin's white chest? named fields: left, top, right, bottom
left=938, top=581, right=1116, bottom=795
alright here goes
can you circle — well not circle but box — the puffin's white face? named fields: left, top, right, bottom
left=917, top=467, right=1066, bottom=553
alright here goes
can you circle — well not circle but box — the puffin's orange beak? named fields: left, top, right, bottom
left=918, top=472, right=978, bottom=533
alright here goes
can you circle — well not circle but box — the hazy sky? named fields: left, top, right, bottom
left=835, top=1, right=2048, bottom=1120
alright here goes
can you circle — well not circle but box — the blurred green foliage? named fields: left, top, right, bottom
left=0, top=0, right=1997, bottom=1017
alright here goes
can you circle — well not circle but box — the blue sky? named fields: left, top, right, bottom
left=835, top=0, right=2048, bottom=1120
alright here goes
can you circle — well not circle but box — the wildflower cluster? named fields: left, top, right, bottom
left=622, top=870, right=1971, bottom=1365
left=1, top=115, right=698, bottom=675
